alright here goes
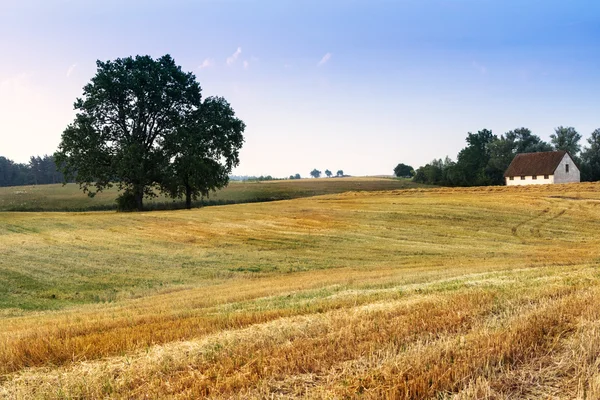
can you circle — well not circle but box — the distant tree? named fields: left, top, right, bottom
left=0, top=157, right=13, bottom=186
left=393, top=163, right=414, bottom=178
left=452, top=129, right=497, bottom=186
left=487, top=138, right=517, bottom=183
left=581, top=128, right=600, bottom=181
left=27, top=155, right=63, bottom=185
left=439, top=156, right=459, bottom=184
left=413, top=157, right=454, bottom=185
left=551, top=126, right=582, bottom=157
left=0, top=157, right=29, bottom=187
left=310, top=169, right=321, bottom=178
left=336, top=170, right=344, bottom=177
left=45, top=155, right=64, bottom=184
left=294, top=173, right=301, bottom=179
left=28, top=156, right=40, bottom=185
left=325, top=169, right=332, bottom=177
left=161, top=96, right=245, bottom=209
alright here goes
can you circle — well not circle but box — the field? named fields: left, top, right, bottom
left=0, top=177, right=424, bottom=211
left=2, top=182, right=600, bottom=398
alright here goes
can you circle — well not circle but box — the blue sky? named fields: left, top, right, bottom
left=1, top=0, right=599, bottom=177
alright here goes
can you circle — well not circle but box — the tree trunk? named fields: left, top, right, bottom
left=185, top=185, right=192, bottom=209
left=134, top=185, right=144, bottom=211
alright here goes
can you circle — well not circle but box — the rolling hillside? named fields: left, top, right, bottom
left=2, top=183, right=600, bottom=398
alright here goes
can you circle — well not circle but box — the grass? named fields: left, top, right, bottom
left=0, top=177, right=426, bottom=211
left=1, top=182, right=600, bottom=398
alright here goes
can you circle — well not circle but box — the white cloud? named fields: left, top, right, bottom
left=66, top=63, right=77, bottom=77
left=227, top=47, right=242, bottom=65
left=472, top=61, right=487, bottom=75
left=199, top=58, right=214, bottom=69
left=243, top=60, right=249, bottom=69
left=318, top=53, right=332, bottom=66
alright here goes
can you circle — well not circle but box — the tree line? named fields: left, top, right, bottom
left=308, top=169, right=344, bottom=178
left=409, top=126, right=600, bottom=186
left=0, top=155, right=68, bottom=187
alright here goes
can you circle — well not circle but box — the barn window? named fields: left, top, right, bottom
left=566, top=164, right=570, bottom=173
left=532, top=175, right=537, bottom=180
left=544, top=175, right=549, bottom=179
left=509, top=176, right=514, bottom=180
left=521, top=176, right=526, bottom=180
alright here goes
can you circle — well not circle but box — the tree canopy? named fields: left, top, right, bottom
left=310, top=169, right=321, bottom=178
left=581, top=129, right=600, bottom=181
left=551, top=126, right=582, bottom=157
left=0, top=157, right=30, bottom=187
left=161, top=96, right=244, bottom=208
left=393, top=163, right=414, bottom=178
left=55, top=54, right=244, bottom=210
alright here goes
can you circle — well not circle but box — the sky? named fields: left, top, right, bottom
left=1, top=0, right=600, bottom=177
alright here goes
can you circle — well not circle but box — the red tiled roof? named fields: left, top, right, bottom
left=503, top=151, right=568, bottom=177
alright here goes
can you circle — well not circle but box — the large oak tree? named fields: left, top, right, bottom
left=55, top=54, right=244, bottom=211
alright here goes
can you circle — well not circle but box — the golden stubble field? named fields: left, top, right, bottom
left=1, top=182, right=600, bottom=399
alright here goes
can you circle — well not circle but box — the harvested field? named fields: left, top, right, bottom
left=1, top=182, right=600, bottom=398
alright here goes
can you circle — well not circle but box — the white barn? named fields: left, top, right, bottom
left=504, top=151, right=580, bottom=186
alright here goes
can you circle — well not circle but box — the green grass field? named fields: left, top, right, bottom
left=0, top=177, right=426, bottom=211
left=2, top=181, right=600, bottom=398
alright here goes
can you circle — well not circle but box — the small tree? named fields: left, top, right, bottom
left=161, top=96, right=245, bottom=209
left=336, top=170, right=344, bottom=177
left=394, top=163, right=414, bottom=178
left=452, top=129, right=497, bottom=186
left=294, top=173, right=301, bottom=180
left=310, top=169, right=321, bottom=178
left=325, top=169, right=332, bottom=177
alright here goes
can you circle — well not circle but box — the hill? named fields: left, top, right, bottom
left=0, top=177, right=426, bottom=211
left=2, top=183, right=600, bottom=398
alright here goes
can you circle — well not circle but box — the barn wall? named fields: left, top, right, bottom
left=506, top=175, right=554, bottom=186
left=553, top=154, right=580, bottom=184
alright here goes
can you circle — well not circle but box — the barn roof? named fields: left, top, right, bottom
left=503, top=151, right=568, bottom=177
